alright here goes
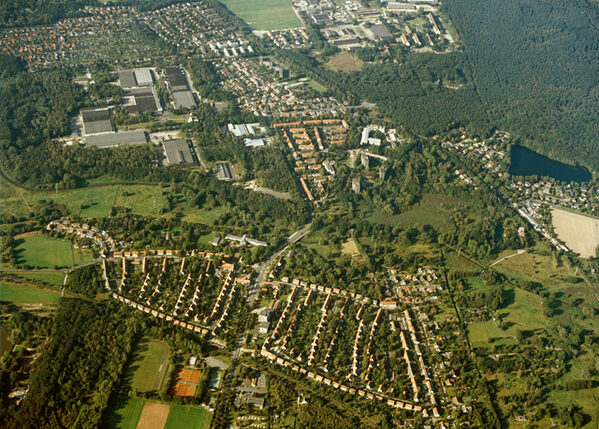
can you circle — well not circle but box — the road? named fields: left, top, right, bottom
left=0, top=258, right=101, bottom=275
left=287, top=222, right=311, bottom=244
left=211, top=223, right=311, bottom=428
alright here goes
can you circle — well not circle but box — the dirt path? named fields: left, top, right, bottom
left=151, top=339, right=170, bottom=391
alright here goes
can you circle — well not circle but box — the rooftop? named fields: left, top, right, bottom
left=85, top=130, right=148, bottom=148
left=163, top=139, right=196, bottom=165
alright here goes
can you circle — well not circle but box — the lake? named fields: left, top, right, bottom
left=509, top=145, right=592, bottom=183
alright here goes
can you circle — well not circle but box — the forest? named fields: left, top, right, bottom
left=2, top=299, right=139, bottom=429
left=443, top=0, right=599, bottom=170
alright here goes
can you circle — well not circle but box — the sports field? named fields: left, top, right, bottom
left=164, top=405, right=211, bottom=429
left=552, top=207, right=599, bottom=258
left=0, top=281, right=62, bottom=303
left=107, top=397, right=145, bottom=429
left=131, top=339, right=169, bottom=392
left=14, top=232, right=74, bottom=268
left=220, top=0, right=302, bottom=30
left=137, top=401, right=170, bottom=429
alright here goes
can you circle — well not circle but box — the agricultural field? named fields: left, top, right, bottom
left=326, top=51, right=363, bottom=72
left=130, top=339, right=170, bottom=392
left=164, top=405, right=211, bottom=429
left=0, top=281, right=62, bottom=304
left=220, top=0, right=302, bottom=30
left=551, top=207, right=599, bottom=258
left=13, top=232, right=74, bottom=268
left=106, top=397, right=146, bottom=429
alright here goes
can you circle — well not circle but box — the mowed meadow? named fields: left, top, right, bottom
left=219, top=0, right=301, bottom=30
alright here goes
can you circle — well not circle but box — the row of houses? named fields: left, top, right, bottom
left=47, top=219, right=116, bottom=254
left=141, top=2, right=253, bottom=58
left=260, top=348, right=424, bottom=413
left=215, top=57, right=343, bottom=117
left=112, top=291, right=212, bottom=334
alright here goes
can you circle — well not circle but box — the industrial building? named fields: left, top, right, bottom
left=81, top=108, right=113, bottom=135
left=162, top=139, right=197, bottom=166
left=85, top=130, right=148, bottom=148
left=164, top=66, right=196, bottom=109
left=118, top=68, right=154, bottom=89
left=216, top=162, right=234, bottom=180
left=227, top=123, right=265, bottom=137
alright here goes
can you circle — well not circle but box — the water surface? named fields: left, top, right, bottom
left=509, top=145, right=591, bottom=183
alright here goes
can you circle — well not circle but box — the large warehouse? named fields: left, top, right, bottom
left=164, top=66, right=196, bottom=109
left=85, top=130, right=148, bottom=148
left=162, top=139, right=197, bottom=166
left=81, top=108, right=113, bottom=135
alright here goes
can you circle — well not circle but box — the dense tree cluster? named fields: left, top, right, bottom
left=4, top=299, right=139, bottom=429
left=444, top=0, right=599, bottom=170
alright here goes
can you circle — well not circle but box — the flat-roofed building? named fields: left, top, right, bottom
left=85, top=130, right=148, bottom=148
left=216, top=162, right=234, bottom=180
left=164, top=66, right=189, bottom=91
left=370, top=24, right=393, bottom=40
left=163, top=139, right=196, bottom=166
left=134, top=69, right=153, bottom=86
left=172, top=91, right=196, bottom=109
left=81, top=108, right=113, bottom=135
left=118, top=70, right=137, bottom=88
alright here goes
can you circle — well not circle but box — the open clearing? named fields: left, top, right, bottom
left=1, top=178, right=166, bottom=220
left=14, top=272, right=65, bottom=286
left=136, top=401, right=170, bottom=429
left=552, top=207, right=599, bottom=257
left=219, top=0, right=302, bottom=30
left=367, top=193, right=457, bottom=229
left=107, top=397, right=145, bottom=429
left=326, top=51, right=363, bottom=72
left=14, top=232, right=74, bottom=268
left=164, top=405, right=211, bottom=429
left=0, top=281, right=62, bottom=303
left=131, top=339, right=169, bottom=392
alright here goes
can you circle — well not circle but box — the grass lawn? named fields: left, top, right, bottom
left=305, top=79, right=327, bottom=93
left=220, top=0, right=302, bottom=30
left=164, top=405, right=212, bottom=429
left=14, top=232, right=74, bottom=268
left=14, top=272, right=65, bottom=286
left=106, top=396, right=145, bottom=429
left=72, top=247, right=96, bottom=265
left=0, top=281, right=61, bottom=303
left=467, top=320, right=515, bottom=348
left=131, top=339, right=169, bottom=392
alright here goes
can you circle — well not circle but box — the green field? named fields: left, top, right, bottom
left=14, top=233, right=74, bottom=268
left=14, top=272, right=65, bottom=286
left=164, top=405, right=212, bottom=429
left=1, top=179, right=166, bottom=220
left=106, top=397, right=145, bottom=429
left=220, top=0, right=302, bottom=30
left=0, top=281, right=62, bottom=303
left=130, top=339, right=169, bottom=392
left=367, top=193, right=457, bottom=229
